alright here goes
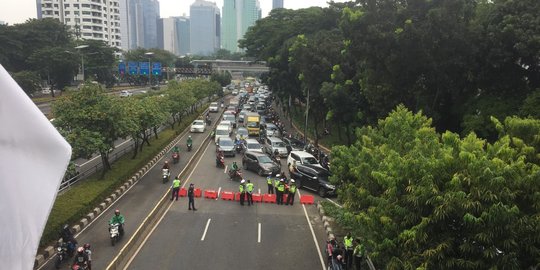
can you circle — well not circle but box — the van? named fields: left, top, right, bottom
left=263, top=137, right=288, bottom=157
left=215, top=125, right=230, bottom=144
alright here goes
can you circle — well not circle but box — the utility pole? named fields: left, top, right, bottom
left=304, top=88, right=310, bottom=145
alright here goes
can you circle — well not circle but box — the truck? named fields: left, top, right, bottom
left=246, top=112, right=260, bottom=136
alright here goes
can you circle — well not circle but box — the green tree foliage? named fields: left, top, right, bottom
left=210, top=71, right=232, bottom=87
left=78, top=40, right=118, bottom=87
left=331, top=105, right=540, bottom=269
left=27, top=47, right=79, bottom=95
left=10, top=70, right=41, bottom=95
left=52, top=85, right=136, bottom=175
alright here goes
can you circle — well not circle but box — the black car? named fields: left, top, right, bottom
left=282, top=137, right=305, bottom=153
left=290, top=164, right=335, bottom=197
left=242, top=151, right=280, bottom=176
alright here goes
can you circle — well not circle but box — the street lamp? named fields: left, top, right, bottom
left=144, top=52, right=154, bottom=85
left=75, top=45, right=89, bottom=81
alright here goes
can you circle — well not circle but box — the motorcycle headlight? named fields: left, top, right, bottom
left=57, top=247, right=62, bottom=252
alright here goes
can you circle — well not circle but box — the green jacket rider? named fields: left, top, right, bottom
left=187, top=136, right=193, bottom=145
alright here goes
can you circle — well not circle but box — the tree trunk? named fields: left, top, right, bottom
left=346, top=124, right=351, bottom=146
left=337, top=122, right=343, bottom=141
left=153, top=126, right=159, bottom=139
left=100, top=152, right=111, bottom=178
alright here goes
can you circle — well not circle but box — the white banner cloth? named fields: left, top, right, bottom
left=0, top=65, right=72, bottom=269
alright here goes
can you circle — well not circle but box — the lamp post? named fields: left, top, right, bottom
left=74, top=45, right=89, bottom=81
left=144, top=52, right=154, bottom=85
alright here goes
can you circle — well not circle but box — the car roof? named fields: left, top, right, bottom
left=219, top=137, right=233, bottom=142
left=290, top=151, right=316, bottom=158
left=216, top=125, right=229, bottom=130
left=298, top=164, right=330, bottom=174
left=267, top=137, right=283, bottom=142
left=266, top=123, right=277, bottom=128
left=193, top=120, right=204, bottom=123
left=237, top=127, right=248, bottom=131
left=245, top=139, right=260, bottom=144
left=245, top=151, right=267, bottom=157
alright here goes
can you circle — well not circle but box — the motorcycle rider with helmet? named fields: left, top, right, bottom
left=72, top=247, right=89, bottom=269
left=109, top=209, right=125, bottom=236
left=60, top=224, right=77, bottom=257
left=162, top=160, right=170, bottom=170
left=187, top=136, right=193, bottom=150
left=83, top=243, right=92, bottom=270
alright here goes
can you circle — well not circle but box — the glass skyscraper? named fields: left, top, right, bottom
left=273, top=0, right=284, bottom=9
left=128, top=0, right=160, bottom=49
left=221, top=0, right=261, bottom=53
left=190, top=0, right=221, bottom=56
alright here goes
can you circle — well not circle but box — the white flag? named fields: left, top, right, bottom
left=0, top=65, right=72, bottom=269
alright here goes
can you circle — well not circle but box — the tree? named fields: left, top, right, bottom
left=52, top=84, right=136, bottom=175
left=11, top=70, right=41, bottom=95
left=78, top=40, right=118, bottom=87
left=27, top=47, right=79, bottom=96
left=210, top=71, right=232, bottom=87
left=166, top=80, right=196, bottom=127
left=124, top=96, right=168, bottom=157
left=331, top=105, right=540, bottom=269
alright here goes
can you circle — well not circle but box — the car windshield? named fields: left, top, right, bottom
left=220, top=122, right=230, bottom=126
left=210, top=102, right=218, bottom=106
left=193, top=121, right=203, bottom=125
left=247, top=122, right=259, bottom=128
left=219, top=140, right=233, bottom=146
left=238, top=129, right=248, bottom=136
left=216, top=129, right=229, bottom=135
left=257, top=155, right=273, bottom=163
left=247, top=143, right=261, bottom=149
left=303, top=157, right=319, bottom=165
left=317, top=172, right=331, bottom=182
left=291, top=141, right=304, bottom=148
left=224, top=116, right=235, bottom=121
left=272, top=141, right=286, bottom=147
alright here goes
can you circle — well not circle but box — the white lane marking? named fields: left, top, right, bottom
left=123, top=202, right=174, bottom=270
left=298, top=190, right=326, bottom=270
left=217, top=187, right=221, bottom=200
left=76, top=138, right=132, bottom=167
left=223, top=165, right=228, bottom=174
left=201, top=218, right=212, bottom=241
left=182, top=140, right=212, bottom=189
left=258, top=223, right=261, bottom=243
left=326, top=198, right=342, bottom=208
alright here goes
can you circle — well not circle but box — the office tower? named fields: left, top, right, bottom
left=36, top=0, right=122, bottom=47
left=190, top=0, right=220, bottom=56
left=175, top=16, right=190, bottom=56
left=273, top=0, right=284, bottom=9
left=222, top=0, right=261, bottom=53
left=127, top=0, right=160, bottom=49
left=158, top=16, right=191, bottom=56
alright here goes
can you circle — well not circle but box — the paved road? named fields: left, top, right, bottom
left=38, top=102, right=224, bottom=270
left=124, top=122, right=328, bottom=269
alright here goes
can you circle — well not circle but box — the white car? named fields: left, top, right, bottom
left=287, top=151, right=322, bottom=168
left=190, top=120, right=206, bottom=133
left=243, top=139, right=264, bottom=153
left=119, top=90, right=132, bottom=97
left=215, top=125, right=230, bottom=144
left=219, top=120, right=233, bottom=134
left=209, top=102, right=219, bottom=112
left=232, top=90, right=239, bottom=95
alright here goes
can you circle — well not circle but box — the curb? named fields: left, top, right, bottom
left=317, top=201, right=334, bottom=239
left=34, top=105, right=212, bottom=269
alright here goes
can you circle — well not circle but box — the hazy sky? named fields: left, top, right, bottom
left=0, top=0, right=349, bottom=25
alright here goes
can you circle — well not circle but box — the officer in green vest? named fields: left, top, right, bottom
left=353, top=238, right=365, bottom=270
left=170, top=176, right=181, bottom=201
left=266, top=176, right=274, bottom=194
left=246, top=180, right=254, bottom=206
left=239, top=179, right=246, bottom=206
left=344, top=232, right=354, bottom=269
left=276, top=179, right=285, bottom=205
left=285, top=179, right=297, bottom=205
left=274, top=174, right=281, bottom=195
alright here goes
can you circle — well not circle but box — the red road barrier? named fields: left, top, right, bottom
left=235, top=192, right=246, bottom=201
left=221, top=191, right=235, bottom=201
left=252, top=193, right=262, bottom=202
left=194, top=188, right=202, bottom=198
left=204, top=190, right=218, bottom=199
left=300, top=195, right=314, bottom=205
left=178, top=188, right=187, bottom=197
left=263, top=194, right=276, bottom=203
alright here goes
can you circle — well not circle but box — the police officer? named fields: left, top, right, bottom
left=344, top=232, right=354, bottom=269
left=188, top=183, right=197, bottom=211
left=285, top=179, right=297, bottom=205
left=239, top=179, right=246, bottom=206
left=276, top=179, right=285, bottom=205
left=171, top=176, right=181, bottom=201
left=274, top=174, right=281, bottom=195
left=246, top=180, right=254, bottom=206
left=266, top=176, right=274, bottom=194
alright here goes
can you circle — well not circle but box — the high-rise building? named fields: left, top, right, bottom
left=222, top=0, right=261, bottom=53
left=190, top=0, right=220, bottom=56
left=273, top=0, right=284, bottom=9
left=36, top=0, right=122, bottom=48
left=127, top=0, right=160, bottom=49
left=157, top=16, right=191, bottom=56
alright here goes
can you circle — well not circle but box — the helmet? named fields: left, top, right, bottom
left=115, top=209, right=120, bottom=215
left=83, top=243, right=90, bottom=249
left=77, top=247, right=84, bottom=253
left=280, top=179, right=284, bottom=182
left=189, top=135, right=192, bottom=138
left=276, top=174, right=281, bottom=177
left=165, top=161, right=168, bottom=164
left=290, top=179, right=295, bottom=183
left=241, top=179, right=245, bottom=184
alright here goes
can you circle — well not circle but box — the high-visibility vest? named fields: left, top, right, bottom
left=289, top=185, right=296, bottom=194
left=267, top=178, right=273, bottom=185
left=344, top=236, right=353, bottom=249
left=239, top=184, right=245, bottom=193
left=246, top=183, right=254, bottom=193
left=277, top=183, right=285, bottom=192
left=172, top=179, right=181, bottom=188
left=274, top=179, right=280, bottom=187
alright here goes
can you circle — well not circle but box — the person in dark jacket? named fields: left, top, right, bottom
left=188, top=183, right=197, bottom=211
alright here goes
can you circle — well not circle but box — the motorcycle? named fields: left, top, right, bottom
left=228, top=169, right=242, bottom=181
left=109, top=223, right=121, bottom=246
left=71, top=263, right=88, bottom=270
left=235, top=140, right=243, bottom=153
left=187, top=142, right=192, bottom=152
left=216, top=156, right=225, bottom=168
left=172, top=152, right=180, bottom=164
left=54, top=242, right=68, bottom=269
left=162, top=168, right=170, bottom=183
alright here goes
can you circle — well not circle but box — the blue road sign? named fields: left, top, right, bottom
left=152, top=62, right=162, bottom=75
left=118, top=62, right=126, bottom=75
left=139, top=62, right=149, bottom=75
left=128, top=62, right=138, bottom=75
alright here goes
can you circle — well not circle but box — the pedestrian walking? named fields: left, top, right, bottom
left=344, top=233, right=354, bottom=269
left=188, top=183, right=197, bottom=211
left=266, top=176, right=274, bottom=194
left=285, top=179, right=297, bottom=205
left=276, top=179, right=285, bottom=205
left=353, top=238, right=365, bottom=270
left=170, top=176, right=181, bottom=201
left=246, top=180, right=254, bottom=206
left=239, top=179, right=246, bottom=206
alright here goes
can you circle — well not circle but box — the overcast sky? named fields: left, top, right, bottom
left=0, top=0, right=349, bottom=25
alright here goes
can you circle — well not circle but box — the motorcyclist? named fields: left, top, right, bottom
left=273, top=149, right=280, bottom=161
left=172, top=145, right=180, bottom=153
left=216, top=150, right=224, bottom=167
left=162, top=161, right=170, bottom=170
left=109, top=209, right=125, bottom=236
left=72, top=247, right=89, bottom=268
left=83, top=243, right=92, bottom=270
left=231, top=161, right=239, bottom=172
left=187, top=136, right=193, bottom=146
left=60, top=224, right=77, bottom=256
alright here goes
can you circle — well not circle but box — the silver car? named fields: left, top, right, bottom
left=217, top=137, right=236, bottom=157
